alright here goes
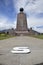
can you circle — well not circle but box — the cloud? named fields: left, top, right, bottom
left=27, top=17, right=43, bottom=27
left=25, top=0, right=43, bottom=15
left=13, top=0, right=27, bottom=12
left=0, top=0, right=43, bottom=33
left=27, top=16, right=43, bottom=33
left=13, top=0, right=43, bottom=15
left=0, top=16, right=16, bottom=30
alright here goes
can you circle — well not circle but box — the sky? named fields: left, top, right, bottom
left=0, top=0, right=43, bottom=33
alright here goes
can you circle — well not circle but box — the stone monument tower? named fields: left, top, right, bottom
left=16, top=8, right=28, bottom=35
left=7, top=8, right=38, bottom=35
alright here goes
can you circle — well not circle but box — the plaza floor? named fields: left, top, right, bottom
left=0, top=36, right=43, bottom=65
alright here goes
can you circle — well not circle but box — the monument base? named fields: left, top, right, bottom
left=15, top=31, right=29, bottom=36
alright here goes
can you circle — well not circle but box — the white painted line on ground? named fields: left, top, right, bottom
left=11, top=47, right=31, bottom=54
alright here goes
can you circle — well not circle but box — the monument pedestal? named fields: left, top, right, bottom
left=15, top=31, right=29, bottom=36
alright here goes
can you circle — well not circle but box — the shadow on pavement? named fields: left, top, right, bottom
left=34, top=63, right=43, bottom=65
left=0, top=64, right=4, bottom=65
left=0, top=54, right=4, bottom=55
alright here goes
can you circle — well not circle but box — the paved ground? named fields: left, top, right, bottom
left=0, top=36, right=43, bottom=65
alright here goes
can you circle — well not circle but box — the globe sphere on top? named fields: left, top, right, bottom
left=20, top=8, right=24, bottom=12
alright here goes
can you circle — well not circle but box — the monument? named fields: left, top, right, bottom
left=7, top=8, right=39, bottom=36
left=16, top=8, right=28, bottom=35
